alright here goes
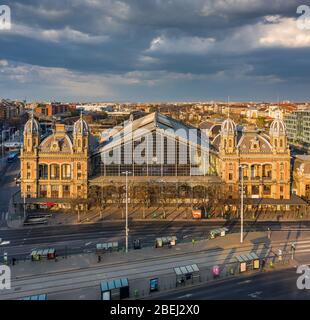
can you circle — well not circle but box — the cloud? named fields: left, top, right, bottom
left=147, top=35, right=216, bottom=54
left=0, top=0, right=310, bottom=101
left=9, top=24, right=109, bottom=44
left=0, top=60, right=9, bottom=67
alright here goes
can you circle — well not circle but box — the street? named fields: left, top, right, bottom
left=1, top=220, right=310, bottom=260
left=150, top=268, right=310, bottom=300
left=0, top=158, right=19, bottom=228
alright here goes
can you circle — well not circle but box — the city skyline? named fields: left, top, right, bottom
left=1, top=1, right=310, bottom=102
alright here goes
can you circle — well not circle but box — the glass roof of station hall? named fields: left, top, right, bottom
left=96, top=112, right=209, bottom=154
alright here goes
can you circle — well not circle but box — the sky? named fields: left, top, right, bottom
left=0, top=0, right=310, bottom=102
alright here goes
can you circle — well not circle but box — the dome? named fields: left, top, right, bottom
left=270, top=118, right=286, bottom=136
left=73, top=114, right=89, bottom=135
left=24, top=113, right=40, bottom=135
left=221, top=118, right=236, bottom=135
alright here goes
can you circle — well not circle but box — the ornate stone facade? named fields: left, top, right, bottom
left=20, top=114, right=90, bottom=201
left=212, top=117, right=291, bottom=200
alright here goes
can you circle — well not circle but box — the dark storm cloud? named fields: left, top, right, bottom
left=0, top=0, right=309, bottom=101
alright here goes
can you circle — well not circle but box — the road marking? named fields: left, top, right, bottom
left=248, top=291, right=262, bottom=298
left=177, top=294, right=193, bottom=299
left=85, top=242, right=92, bottom=246
left=0, top=241, right=10, bottom=246
left=237, top=280, right=252, bottom=285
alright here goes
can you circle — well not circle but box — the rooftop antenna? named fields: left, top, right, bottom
left=227, top=96, right=230, bottom=118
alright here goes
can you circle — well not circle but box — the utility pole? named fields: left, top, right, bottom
left=122, top=171, right=131, bottom=253
left=240, top=165, right=244, bottom=244
left=125, top=171, right=129, bottom=253
left=1, top=130, right=4, bottom=158
left=23, top=192, right=26, bottom=221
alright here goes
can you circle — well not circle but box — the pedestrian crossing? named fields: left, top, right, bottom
left=278, top=239, right=310, bottom=255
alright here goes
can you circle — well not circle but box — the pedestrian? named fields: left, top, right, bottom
left=267, top=227, right=271, bottom=239
left=98, top=255, right=101, bottom=263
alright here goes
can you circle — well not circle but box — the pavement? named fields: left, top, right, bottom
left=0, top=230, right=308, bottom=300
left=22, top=204, right=310, bottom=226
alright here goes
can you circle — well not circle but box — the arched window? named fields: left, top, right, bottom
left=229, top=139, right=232, bottom=148
left=280, top=139, right=283, bottom=148
left=39, top=164, right=48, bottom=179
left=50, top=164, right=60, bottom=180
left=62, top=164, right=71, bottom=180
left=274, top=139, right=278, bottom=147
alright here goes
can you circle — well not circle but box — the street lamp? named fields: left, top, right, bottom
left=1, top=130, right=5, bottom=158
left=239, top=165, right=246, bottom=244
left=121, top=171, right=132, bottom=253
left=23, top=192, right=26, bottom=221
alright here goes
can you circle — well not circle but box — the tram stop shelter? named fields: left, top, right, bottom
left=21, top=294, right=47, bottom=300
left=155, top=236, right=177, bottom=248
left=30, top=248, right=56, bottom=261
left=209, top=227, right=229, bottom=239
left=96, top=242, right=119, bottom=254
left=174, top=263, right=200, bottom=287
left=235, top=252, right=260, bottom=273
left=100, top=277, right=129, bottom=300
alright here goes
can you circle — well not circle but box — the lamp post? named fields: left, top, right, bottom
left=1, top=130, right=5, bottom=158
left=122, top=171, right=132, bottom=253
left=23, top=192, right=26, bottom=221
left=239, top=165, right=246, bottom=244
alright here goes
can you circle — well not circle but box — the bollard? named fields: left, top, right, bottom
left=134, top=289, right=139, bottom=299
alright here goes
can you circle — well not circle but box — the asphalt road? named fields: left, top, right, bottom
left=150, top=268, right=310, bottom=300
left=1, top=220, right=310, bottom=260
left=0, top=159, right=19, bottom=228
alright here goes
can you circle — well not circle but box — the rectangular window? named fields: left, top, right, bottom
left=62, top=164, right=71, bottom=180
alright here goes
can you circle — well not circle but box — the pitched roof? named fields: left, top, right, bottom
left=97, top=112, right=207, bottom=153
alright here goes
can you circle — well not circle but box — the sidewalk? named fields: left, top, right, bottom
left=8, top=203, right=310, bottom=230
